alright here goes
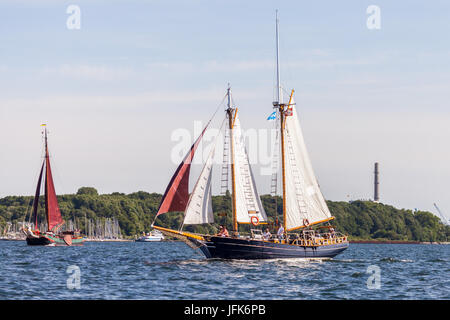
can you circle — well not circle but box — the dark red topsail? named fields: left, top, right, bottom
left=156, top=124, right=209, bottom=217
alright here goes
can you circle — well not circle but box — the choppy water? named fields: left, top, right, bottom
left=0, top=241, right=448, bottom=299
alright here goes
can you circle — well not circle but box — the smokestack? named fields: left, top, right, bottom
left=374, top=162, right=379, bottom=202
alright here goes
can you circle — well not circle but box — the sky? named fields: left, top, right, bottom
left=0, top=0, right=449, bottom=220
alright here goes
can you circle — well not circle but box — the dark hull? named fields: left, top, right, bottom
left=26, top=235, right=52, bottom=246
left=197, top=236, right=349, bottom=259
left=26, top=234, right=85, bottom=246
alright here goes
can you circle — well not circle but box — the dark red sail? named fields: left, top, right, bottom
left=32, top=162, right=45, bottom=229
left=156, top=124, right=209, bottom=217
left=44, top=142, right=64, bottom=231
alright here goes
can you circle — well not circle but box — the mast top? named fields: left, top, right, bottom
left=226, top=83, right=234, bottom=112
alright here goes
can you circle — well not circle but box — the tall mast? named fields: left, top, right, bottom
left=44, top=126, right=49, bottom=228
left=275, top=10, right=282, bottom=105
left=44, top=127, right=48, bottom=158
left=226, top=85, right=238, bottom=234
left=273, top=11, right=287, bottom=235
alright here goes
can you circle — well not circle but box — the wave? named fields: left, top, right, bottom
left=380, top=257, right=413, bottom=263
left=143, top=258, right=210, bottom=266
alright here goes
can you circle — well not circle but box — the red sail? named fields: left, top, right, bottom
left=45, top=148, right=64, bottom=231
left=156, top=125, right=209, bottom=216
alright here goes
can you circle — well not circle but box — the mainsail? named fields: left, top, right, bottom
left=282, top=95, right=332, bottom=231
left=232, top=113, right=268, bottom=224
left=44, top=141, right=64, bottom=231
left=156, top=124, right=209, bottom=216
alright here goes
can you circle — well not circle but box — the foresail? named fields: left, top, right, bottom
left=183, top=146, right=214, bottom=225
left=283, top=96, right=332, bottom=230
left=232, top=115, right=267, bottom=224
left=32, top=161, right=45, bottom=228
left=156, top=124, right=209, bottom=216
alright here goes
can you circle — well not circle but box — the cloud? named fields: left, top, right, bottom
left=41, top=64, right=134, bottom=81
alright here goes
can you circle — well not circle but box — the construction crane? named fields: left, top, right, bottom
left=433, top=203, right=450, bottom=226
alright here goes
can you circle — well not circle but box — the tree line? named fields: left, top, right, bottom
left=0, top=187, right=448, bottom=242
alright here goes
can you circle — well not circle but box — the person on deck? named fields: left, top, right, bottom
left=217, top=225, right=229, bottom=237
left=277, top=224, right=285, bottom=240
left=329, top=227, right=336, bottom=238
left=262, top=228, right=272, bottom=240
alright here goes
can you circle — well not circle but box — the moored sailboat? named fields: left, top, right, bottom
left=22, top=125, right=85, bottom=246
left=152, top=14, right=348, bottom=259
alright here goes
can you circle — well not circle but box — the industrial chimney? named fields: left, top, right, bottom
left=374, top=162, right=379, bottom=202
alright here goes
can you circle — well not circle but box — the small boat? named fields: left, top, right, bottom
left=152, top=13, right=348, bottom=259
left=135, top=230, right=164, bottom=242
left=22, top=125, right=85, bottom=246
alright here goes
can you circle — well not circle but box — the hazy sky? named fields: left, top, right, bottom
left=0, top=1, right=449, bottom=220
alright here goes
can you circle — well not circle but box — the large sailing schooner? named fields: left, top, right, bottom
left=22, top=126, right=85, bottom=246
left=152, top=14, right=348, bottom=259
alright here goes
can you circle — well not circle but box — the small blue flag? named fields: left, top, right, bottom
left=267, top=111, right=276, bottom=120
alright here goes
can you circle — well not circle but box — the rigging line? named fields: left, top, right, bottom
left=179, top=116, right=227, bottom=232
left=211, top=91, right=229, bottom=123
left=151, top=91, right=229, bottom=228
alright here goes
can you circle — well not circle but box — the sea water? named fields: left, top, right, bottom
left=0, top=241, right=448, bottom=299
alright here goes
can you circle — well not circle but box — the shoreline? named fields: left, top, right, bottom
left=350, top=240, right=450, bottom=245
left=2, top=238, right=448, bottom=245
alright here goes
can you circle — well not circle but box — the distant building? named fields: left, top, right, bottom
left=374, top=162, right=379, bottom=202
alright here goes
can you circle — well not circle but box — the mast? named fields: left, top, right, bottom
left=279, top=106, right=287, bottom=235
left=226, top=85, right=238, bottom=234
left=43, top=126, right=64, bottom=232
left=275, top=10, right=282, bottom=105
left=273, top=11, right=287, bottom=235
left=44, top=127, right=49, bottom=228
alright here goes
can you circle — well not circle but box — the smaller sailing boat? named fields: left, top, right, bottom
left=22, top=125, right=85, bottom=246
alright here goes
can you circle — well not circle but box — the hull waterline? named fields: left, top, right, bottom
left=198, top=236, right=348, bottom=259
left=25, top=233, right=85, bottom=246
left=153, top=226, right=348, bottom=260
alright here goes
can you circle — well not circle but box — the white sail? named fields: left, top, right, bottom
left=232, top=114, right=268, bottom=224
left=283, top=96, right=332, bottom=230
left=183, top=144, right=215, bottom=225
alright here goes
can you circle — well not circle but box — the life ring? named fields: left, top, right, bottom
left=303, top=219, right=310, bottom=227
left=250, top=216, right=259, bottom=226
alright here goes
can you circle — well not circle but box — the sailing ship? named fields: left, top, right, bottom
left=152, top=14, right=348, bottom=259
left=22, top=126, right=85, bottom=246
